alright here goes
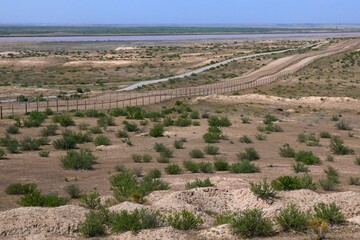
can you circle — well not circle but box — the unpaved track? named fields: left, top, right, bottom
left=0, top=39, right=359, bottom=115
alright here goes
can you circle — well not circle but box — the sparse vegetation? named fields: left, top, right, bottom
left=276, top=203, right=310, bottom=232
left=249, top=179, right=278, bottom=201
left=167, top=209, right=203, bottom=230
left=186, top=178, right=214, bottom=189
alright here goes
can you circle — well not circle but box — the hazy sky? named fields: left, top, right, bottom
left=0, top=0, right=359, bottom=25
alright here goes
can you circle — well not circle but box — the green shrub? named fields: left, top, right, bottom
left=20, top=137, right=41, bottom=151
left=23, top=111, right=47, bottom=128
left=123, top=121, right=139, bottom=132
left=40, top=124, right=59, bottom=137
left=320, top=131, right=332, bottom=138
left=355, top=156, right=360, bottom=165
left=263, top=113, right=278, bottom=124
left=84, top=109, right=105, bottom=118
left=330, top=136, right=354, bottom=155
left=0, top=148, right=5, bottom=158
left=197, top=162, right=214, bottom=173
left=255, top=133, right=267, bottom=141
left=319, top=166, right=340, bottom=191
left=208, top=116, right=232, bottom=127
left=97, top=115, right=116, bottom=128
left=335, top=120, right=352, bottom=130
left=313, top=202, right=345, bottom=224
left=213, top=214, right=234, bottom=226
left=139, top=175, right=169, bottom=195
left=159, top=147, right=173, bottom=159
left=257, top=124, right=283, bottom=133
left=297, top=132, right=320, bottom=146
left=110, top=209, right=162, bottom=233
left=294, top=150, right=321, bottom=165
left=94, top=135, right=111, bottom=146
left=44, top=108, right=54, bottom=115
left=183, top=160, right=199, bottom=173
left=89, top=126, right=103, bottom=134
left=186, top=178, right=214, bottom=189
left=292, top=162, right=309, bottom=173
left=165, top=164, right=182, bottom=175
left=213, top=157, right=229, bottom=171
left=326, top=155, right=334, bottom=162
left=18, top=190, right=68, bottom=207
left=348, top=176, right=360, bottom=186
left=53, top=114, right=75, bottom=127
left=5, top=183, right=37, bottom=195
left=163, top=116, right=174, bottom=126
left=110, top=171, right=139, bottom=202
left=237, top=147, right=260, bottom=161
left=279, top=144, right=296, bottom=158
left=131, top=154, right=142, bottom=163
left=239, top=135, right=252, bottom=144
left=80, top=191, right=101, bottom=209
left=231, top=209, right=273, bottom=238
left=174, top=117, right=192, bottom=127
left=203, top=132, right=220, bottom=143
left=5, top=138, right=20, bottom=153
left=60, top=148, right=97, bottom=170
left=204, top=145, right=219, bottom=155
left=146, top=169, right=162, bottom=179
left=115, top=130, right=128, bottom=138
left=324, top=166, right=340, bottom=184
left=157, top=155, right=170, bottom=163
left=53, top=135, right=77, bottom=150
left=6, top=125, right=19, bottom=134
left=149, top=124, right=164, bottom=137
left=65, top=184, right=82, bottom=199
left=79, top=211, right=106, bottom=237
left=241, top=116, right=251, bottom=124
left=142, top=154, right=152, bottom=163
left=271, top=174, right=316, bottom=191
left=276, top=203, right=309, bottom=232
left=249, top=179, right=278, bottom=201
left=173, top=139, right=185, bottom=149
left=167, top=209, right=203, bottom=230
left=230, top=160, right=260, bottom=173
left=39, top=150, right=50, bottom=157
left=189, top=149, right=204, bottom=158
left=331, top=115, right=340, bottom=121
left=319, top=178, right=337, bottom=191
left=78, top=123, right=90, bottom=131
left=109, top=108, right=127, bottom=117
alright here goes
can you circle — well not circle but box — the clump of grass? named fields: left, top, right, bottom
left=123, top=121, right=139, bottom=132
left=239, top=135, right=252, bottom=144
left=330, top=136, right=354, bottom=155
left=279, top=144, right=296, bottom=158
left=183, top=160, right=199, bottom=173
left=213, top=214, right=234, bottom=226
left=213, top=157, right=229, bottom=171
left=230, top=160, right=260, bottom=173
left=89, top=126, right=103, bottom=134
left=97, top=115, right=116, bottom=128
left=189, top=149, right=205, bottom=158
left=39, top=150, right=50, bottom=157
left=185, top=178, right=214, bottom=189
left=331, top=115, right=340, bottom=121
left=53, top=114, right=75, bottom=127
left=80, top=191, right=101, bottom=209
left=348, top=176, right=360, bottom=186
left=237, top=147, right=260, bottom=161
left=6, top=125, right=20, bottom=134
left=149, top=124, right=164, bottom=138
left=94, top=135, right=111, bottom=146
left=60, top=148, right=97, bottom=170
left=0, top=148, right=5, bottom=158
left=231, top=209, right=273, bottom=238
left=20, top=137, right=41, bottom=151
left=165, top=164, right=182, bottom=175
left=241, top=116, right=251, bottom=124
left=326, top=155, right=334, bottom=162
left=197, top=162, right=214, bottom=173
left=146, top=169, right=162, bottom=179
left=276, top=203, right=310, bottom=232
left=167, top=209, right=204, bottom=230
left=297, top=132, right=320, bottom=146
left=208, top=116, right=231, bottom=127
left=65, top=185, right=82, bottom=199
left=313, top=202, right=345, bottom=224
left=320, top=131, right=332, bottom=138
left=5, top=183, right=37, bottom=195
left=255, top=133, right=267, bottom=141
left=110, top=209, right=162, bottom=233
left=319, top=166, right=340, bottom=191
left=115, top=130, right=128, bottom=138
left=294, top=150, right=321, bottom=165
left=263, top=113, right=278, bottom=124
left=18, top=190, right=68, bottom=207
left=79, top=211, right=106, bottom=237
left=249, top=179, right=278, bottom=201
left=204, top=145, right=219, bottom=155
left=271, top=174, right=316, bottom=191
left=40, top=124, right=59, bottom=137
left=335, top=120, right=352, bottom=130
left=292, top=162, right=309, bottom=173
left=173, top=139, right=185, bottom=149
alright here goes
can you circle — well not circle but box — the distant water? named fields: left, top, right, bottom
left=0, top=32, right=359, bottom=42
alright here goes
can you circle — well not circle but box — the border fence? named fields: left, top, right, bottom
left=0, top=47, right=343, bottom=119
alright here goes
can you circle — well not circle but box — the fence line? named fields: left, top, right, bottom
left=0, top=48, right=341, bottom=118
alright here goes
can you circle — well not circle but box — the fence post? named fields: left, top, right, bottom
left=25, top=103, right=28, bottom=114
left=56, top=99, right=59, bottom=112
left=67, top=100, right=69, bottom=111
left=0, top=106, right=2, bottom=119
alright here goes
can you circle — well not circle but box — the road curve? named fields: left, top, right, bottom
left=119, top=41, right=327, bottom=91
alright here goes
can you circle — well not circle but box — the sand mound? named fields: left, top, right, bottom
left=199, top=224, right=234, bottom=240
left=109, top=227, right=188, bottom=240
left=0, top=205, right=88, bottom=238
left=109, top=201, right=148, bottom=212
left=63, top=60, right=135, bottom=67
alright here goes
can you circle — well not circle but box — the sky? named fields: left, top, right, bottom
left=0, top=0, right=359, bottom=25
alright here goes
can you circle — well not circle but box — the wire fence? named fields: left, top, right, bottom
left=0, top=48, right=341, bottom=119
